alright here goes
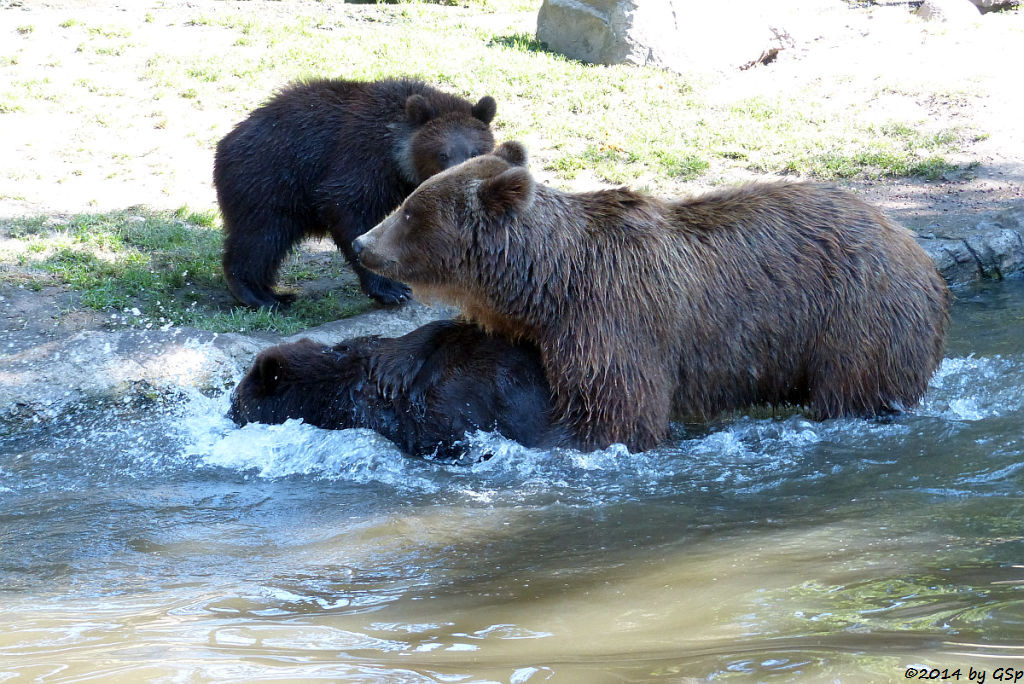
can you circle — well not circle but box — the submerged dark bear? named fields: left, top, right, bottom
left=228, top=320, right=571, bottom=461
left=354, top=141, right=952, bottom=452
left=214, top=78, right=497, bottom=309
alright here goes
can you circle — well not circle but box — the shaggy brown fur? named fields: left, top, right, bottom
left=354, top=142, right=952, bottom=452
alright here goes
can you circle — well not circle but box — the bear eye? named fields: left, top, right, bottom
left=439, top=151, right=449, bottom=162
left=403, top=211, right=412, bottom=222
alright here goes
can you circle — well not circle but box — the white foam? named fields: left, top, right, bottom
left=920, top=355, right=1024, bottom=421
left=159, top=353, right=1023, bottom=502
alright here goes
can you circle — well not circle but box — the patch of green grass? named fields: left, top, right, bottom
left=86, top=24, right=131, bottom=39
left=656, top=151, right=710, bottom=180
left=488, top=32, right=551, bottom=54
left=6, top=78, right=56, bottom=104
left=767, top=120, right=971, bottom=180
left=94, top=43, right=132, bottom=57
left=0, top=99, right=24, bottom=114
left=73, top=78, right=125, bottom=97
left=1, top=209, right=372, bottom=333
left=186, top=63, right=224, bottom=82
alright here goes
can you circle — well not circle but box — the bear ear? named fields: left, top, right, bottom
left=405, top=94, right=436, bottom=126
left=255, top=350, right=287, bottom=393
left=478, top=166, right=535, bottom=215
left=493, top=140, right=528, bottom=167
left=471, top=95, right=497, bottom=125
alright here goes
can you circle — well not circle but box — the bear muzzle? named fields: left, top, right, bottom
left=352, top=232, right=395, bottom=276
left=351, top=234, right=369, bottom=259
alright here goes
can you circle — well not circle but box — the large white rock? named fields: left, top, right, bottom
left=535, top=0, right=796, bottom=73
left=915, top=0, right=982, bottom=22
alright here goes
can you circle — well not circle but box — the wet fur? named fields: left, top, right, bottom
left=214, top=77, right=496, bottom=308
left=356, top=144, right=952, bottom=451
left=228, top=320, right=571, bottom=461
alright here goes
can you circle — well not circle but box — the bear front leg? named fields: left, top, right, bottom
left=354, top=262, right=412, bottom=306
left=332, top=224, right=411, bottom=305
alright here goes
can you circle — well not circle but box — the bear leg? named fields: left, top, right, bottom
left=354, top=263, right=411, bottom=306
left=222, top=215, right=301, bottom=310
left=332, top=227, right=411, bottom=305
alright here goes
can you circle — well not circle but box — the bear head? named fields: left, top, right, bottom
left=229, top=338, right=376, bottom=429
left=405, top=94, right=498, bottom=182
left=354, top=140, right=534, bottom=300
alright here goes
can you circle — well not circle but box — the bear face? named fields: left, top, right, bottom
left=354, top=141, right=534, bottom=303
left=405, top=94, right=497, bottom=182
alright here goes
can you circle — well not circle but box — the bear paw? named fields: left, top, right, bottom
left=363, top=273, right=411, bottom=306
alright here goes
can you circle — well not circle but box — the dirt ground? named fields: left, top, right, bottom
left=1, top=0, right=1023, bottom=357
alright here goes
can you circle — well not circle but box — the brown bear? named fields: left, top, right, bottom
left=228, top=320, right=572, bottom=461
left=352, top=141, right=952, bottom=452
left=213, top=78, right=497, bottom=309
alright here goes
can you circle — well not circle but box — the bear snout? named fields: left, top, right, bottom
left=351, top=232, right=393, bottom=274
left=351, top=235, right=368, bottom=259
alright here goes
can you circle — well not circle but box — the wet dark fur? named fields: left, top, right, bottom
left=355, top=142, right=952, bottom=452
left=214, top=77, right=496, bottom=308
left=228, top=320, right=571, bottom=461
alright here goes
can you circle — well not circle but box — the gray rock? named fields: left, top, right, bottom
left=915, top=0, right=982, bottom=22
left=968, top=0, right=1020, bottom=13
left=916, top=207, right=1024, bottom=285
left=535, top=0, right=794, bottom=72
left=917, top=236, right=982, bottom=285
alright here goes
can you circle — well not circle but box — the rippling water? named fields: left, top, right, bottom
left=2, top=280, right=1023, bottom=682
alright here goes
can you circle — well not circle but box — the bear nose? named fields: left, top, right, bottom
left=352, top=236, right=366, bottom=259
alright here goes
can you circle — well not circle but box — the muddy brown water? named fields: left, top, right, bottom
left=1, top=280, right=1023, bottom=682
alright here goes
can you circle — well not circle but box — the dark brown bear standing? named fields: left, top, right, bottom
left=213, top=78, right=497, bottom=309
left=354, top=141, right=952, bottom=452
left=229, top=320, right=572, bottom=461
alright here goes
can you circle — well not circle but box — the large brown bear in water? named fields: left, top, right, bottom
left=353, top=141, right=952, bottom=452
left=214, top=78, right=497, bottom=309
left=229, top=320, right=572, bottom=461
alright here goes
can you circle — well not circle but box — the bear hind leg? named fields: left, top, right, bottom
left=222, top=213, right=303, bottom=310
left=807, top=355, right=905, bottom=421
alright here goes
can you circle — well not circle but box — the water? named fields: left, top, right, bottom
left=2, top=281, right=1023, bottom=682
